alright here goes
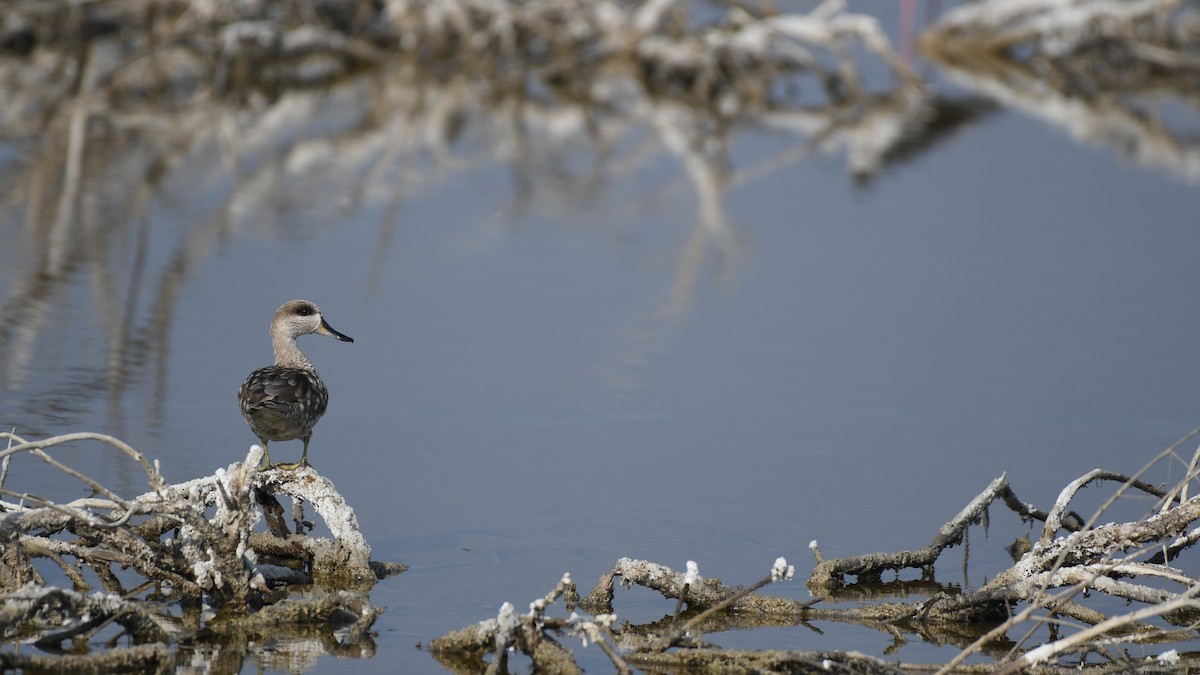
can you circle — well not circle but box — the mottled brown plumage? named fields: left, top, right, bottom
left=238, top=299, right=353, bottom=469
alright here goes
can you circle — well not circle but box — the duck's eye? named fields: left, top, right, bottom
left=297, top=306, right=313, bottom=316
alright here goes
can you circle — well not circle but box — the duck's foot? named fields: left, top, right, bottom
left=264, top=459, right=311, bottom=471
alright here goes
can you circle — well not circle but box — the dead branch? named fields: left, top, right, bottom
left=0, top=432, right=166, bottom=493
left=538, top=441, right=1200, bottom=673
left=802, top=468, right=1200, bottom=633
left=808, top=473, right=1077, bottom=592
left=645, top=558, right=798, bottom=652
left=254, top=467, right=374, bottom=586
left=0, top=583, right=177, bottom=645
left=1040, top=468, right=1171, bottom=544
left=994, top=586, right=1200, bottom=675
left=0, top=642, right=176, bottom=673
left=0, top=432, right=396, bottom=667
left=625, top=647, right=905, bottom=674
left=581, top=556, right=810, bottom=617
left=430, top=572, right=631, bottom=674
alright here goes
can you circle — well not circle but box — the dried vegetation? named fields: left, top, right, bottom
left=432, top=432, right=1200, bottom=673
left=0, top=432, right=401, bottom=671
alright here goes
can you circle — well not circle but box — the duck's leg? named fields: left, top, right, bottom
left=260, top=440, right=274, bottom=468
left=272, top=436, right=311, bottom=470
left=299, top=435, right=311, bottom=467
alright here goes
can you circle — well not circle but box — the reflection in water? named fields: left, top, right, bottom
left=0, top=0, right=925, bottom=433
left=922, top=0, right=1200, bottom=184
left=0, top=0, right=1192, bottom=451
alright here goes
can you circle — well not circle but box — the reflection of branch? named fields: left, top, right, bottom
left=924, top=0, right=1184, bottom=53
left=0, top=0, right=931, bottom=421
left=922, top=0, right=1200, bottom=183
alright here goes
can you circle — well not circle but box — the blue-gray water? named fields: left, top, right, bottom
left=2, top=1, right=1199, bottom=671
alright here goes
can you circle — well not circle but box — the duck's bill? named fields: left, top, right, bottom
left=316, top=318, right=354, bottom=343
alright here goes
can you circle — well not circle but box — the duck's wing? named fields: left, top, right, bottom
left=239, top=366, right=328, bottom=415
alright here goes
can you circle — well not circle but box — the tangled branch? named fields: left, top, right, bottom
left=435, top=428, right=1200, bottom=672
left=0, top=431, right=399, bottom=668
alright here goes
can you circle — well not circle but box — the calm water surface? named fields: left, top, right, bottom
left=2, top=2, right=1199, bottom=671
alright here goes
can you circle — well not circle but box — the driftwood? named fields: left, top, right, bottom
left=0, top=431, right=402, bottom=669
left=433, top=428, right=1200, bottom=673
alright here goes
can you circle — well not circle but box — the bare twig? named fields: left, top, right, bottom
left=994, top=585, right=1200, bottom=675
left=809, top=474, right=1020, bottom=590
left=647, top=558, right=796, bottom=651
